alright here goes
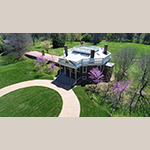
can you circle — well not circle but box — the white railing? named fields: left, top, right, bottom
left=75, top=55, right=111, bottom=67
left=59, top=54, right=111, bottom=68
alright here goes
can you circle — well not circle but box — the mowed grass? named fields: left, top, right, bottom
left=73, top=85, right=110, bottom=117
left=1, top=40, right=150, bottom=117
left=0, top=58, right=58, bottom=89
left=0, top=86, right=62, bottom=117
left=29, top=41, right=92, bottom=56
left=29, top=40, right=150, bottom=59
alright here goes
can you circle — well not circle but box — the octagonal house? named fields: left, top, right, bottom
left=56, top=43, right=115, bottom=87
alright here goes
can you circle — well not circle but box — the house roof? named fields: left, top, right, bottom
left=60, top=45, right=111, bottom=62
left=105, top=62, right=115, bottom=67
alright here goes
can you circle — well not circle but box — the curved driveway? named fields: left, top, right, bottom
left=0, top=80, right=80, bottom=117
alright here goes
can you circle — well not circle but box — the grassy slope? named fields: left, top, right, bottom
left=73, top=85, right=110, bottom=117
left=0, top=58, right=58, bottom=89
left=0, top=86, right=62, bottom=117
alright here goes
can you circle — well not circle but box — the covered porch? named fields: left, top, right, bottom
left=59, top=65, right=82, bottom=80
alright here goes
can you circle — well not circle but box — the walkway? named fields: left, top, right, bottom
left=0, top=80, right=80, bottom=117
left=25, top=51, right=59, bottom=64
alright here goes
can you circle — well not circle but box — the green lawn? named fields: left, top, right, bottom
left=29, top=40, right=150, bottom=59
left=0, top=58, right=58, bottom=89
left=0, top=86, right=62, bottom=117
left=98, top=41, right=150, bottom=58
left=1, top=40, right=150, bottom=117
left=73, top=85, right=110, bottom=117
left=29, top=41, right=93, bottom=56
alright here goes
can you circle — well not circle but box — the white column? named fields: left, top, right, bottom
left=64, top=66, right=66, bottom=76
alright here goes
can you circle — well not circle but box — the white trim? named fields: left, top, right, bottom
left=82, top=66, right=87, bottom=73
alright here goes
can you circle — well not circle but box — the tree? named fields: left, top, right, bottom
left=106, top=33, right=119, bottom=42
left=33, top=56, right=56, bottom=77
left=51, top=33, right=65, bottom=48
left=113, top=47, right=138, bottom=81
left=3, top=33, right=32, bottom=59
left=88, top=67, right=104, bottom=87
left=103, top=80, right=131, bottom=115
left=82, top=33, right=93, bottom=42
left=0, top=35, right=4, bottom=54
left=129, top=53, right=150, bottom=116
left=31, top=33, right=39, bottom=46
left=140, top=33, right=150, bottom=44
left=126, top=33, right=134, bottom=42
left=90, top=33, right=106, bottom=45
left=59, top=33, right=70, bottom=42
left=0, top=33, right=9, bottom=40
left=69, top=33, right=81, bottom=42
left=41, top=40, right=52, bottom=53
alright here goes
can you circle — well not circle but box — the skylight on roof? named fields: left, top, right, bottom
left=72, top=45, right=99, bottom=54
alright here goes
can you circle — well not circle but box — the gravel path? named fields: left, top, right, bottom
left=0, top=80, right=80, bottom=117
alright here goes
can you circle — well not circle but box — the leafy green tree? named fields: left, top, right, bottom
left=41, top=40, right=52, bottom=53
left=90, top=33, right=105, bottom=45
left=59, top=33, right=70, bottom=42
left=82, top=33, right=93, bottom=42
left=69, top=33, right=81, bottom=42
left=51, top=33, right=65, bottom=48
left=0, top=35, right=4, bottom=53
left=140, top=33, right=150, bottom=44
left=126, top=33, right=134, bottom=42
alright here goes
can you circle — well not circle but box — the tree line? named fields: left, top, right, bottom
left=0, top=33, right=150, bottom=60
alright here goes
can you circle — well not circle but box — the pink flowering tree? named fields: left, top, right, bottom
left=49, top=63, right=56, bottom=72
left=33, top=56, right=57, bottom=77
left=88, top=67, right=104, bottom=88
left=107, top=80, right=131, bottom=113
left=112, top=80, right=130, bottom=100
left=33, top=56, right=46, bottom=77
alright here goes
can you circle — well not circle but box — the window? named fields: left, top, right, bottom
left=82, top=76, right=87, bottom=80
left=77, top=67, right=80, bottom=73
left=82, top=66, right=87, bottom=73
left=71, top=68, right=75, bottom=74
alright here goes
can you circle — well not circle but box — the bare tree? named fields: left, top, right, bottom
left=129, top=53, right=150, bottom=116
left=4, top=33, right=32, bottom=59
left=113, top=47, right=138, bottom=81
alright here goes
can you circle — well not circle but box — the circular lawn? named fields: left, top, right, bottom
left=0, top=86, right=62, bottom=117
